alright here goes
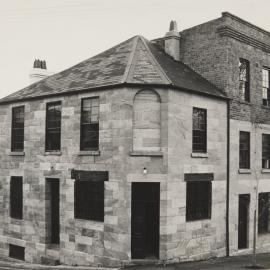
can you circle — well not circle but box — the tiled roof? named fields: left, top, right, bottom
left=0, top=36, right=226, bottom=104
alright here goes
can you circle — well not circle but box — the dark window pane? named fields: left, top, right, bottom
left=46, top=102, right=61, bottom=151
left=258, top=193, right=270, bottom=234
left=239, top=131, right=250, bottom=169
left=192, top=107, right=207, bottom=153
left=11, top=106, right=24, bottom=152
left=80, top=97, right=99, bottom=151
left=239, top=59, right=250, bottom=102
left=262, top=134, right=270, bottom=169
left=186, top=181, right=211, bottom=221
left=10, top=177, right=23, bottom=219
left=9, top=244, right=25, bottom=261
left=75, top=180, right=104, bottom=222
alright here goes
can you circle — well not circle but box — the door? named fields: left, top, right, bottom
left=131, top=182, right=160, bottom=259
left=47, top=179, right=60, bottom=244
left=238, top=194, right=250, bottom=249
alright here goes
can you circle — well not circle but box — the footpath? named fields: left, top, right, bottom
left=1, top=253, right=270, bottom=270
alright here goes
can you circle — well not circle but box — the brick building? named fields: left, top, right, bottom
left=176, top=12, right=270, bottom=255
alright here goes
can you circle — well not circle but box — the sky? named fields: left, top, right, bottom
left=0, top=0, right=270, bottom=99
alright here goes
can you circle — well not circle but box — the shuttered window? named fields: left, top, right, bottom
left=186, top=181, right=212, bottom=221
left=10, top=177, right=23, bottom=219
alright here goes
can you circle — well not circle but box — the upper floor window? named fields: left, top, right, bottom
left=80, top=97, right=99, bottom=151
left=239, top=131, right=250, bottom=169
left=262, top=68, right=270, bottom=106
left=262, top=134, right=270, bottom=169
left=133, top=90, right=161, bottom=152
left=11, top=106, right=24, bottom=152
left=192, top=107, right=207, bottom=153
left=10, top=176, right=23, bottom=219
left=45, top=102, right=61, bottom=152
left=239, top=58, right=250, bottom=102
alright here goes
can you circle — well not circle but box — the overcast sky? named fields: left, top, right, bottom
left=0, top=0, right=269, bottom=99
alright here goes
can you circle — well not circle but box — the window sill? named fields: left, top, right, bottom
left=191, top=152, right=208, bottom=158
left=129, top=151, right=163, bottom=157
left=78, top=150, right=100, bottom=156
left=238, top=169, right=252, bottom=174
left=44, top=151, right=62, bottom=156
left=261, top=169, right=270, bottom=174
left=9, top=151, right=25, bottom=156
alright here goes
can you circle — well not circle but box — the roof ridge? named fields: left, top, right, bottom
left=122, top=36, right=140, bottom=83
left=138, top=36, right=172, bottom=85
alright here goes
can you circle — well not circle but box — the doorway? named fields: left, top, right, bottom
left=238, top=194, right=250, bottom=249
left=131, top=182, right=160, bottom=259
left=46, top=178, right=60, bottom=245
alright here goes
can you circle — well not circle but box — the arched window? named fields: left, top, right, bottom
left=133, top=89, right=161, bottom=152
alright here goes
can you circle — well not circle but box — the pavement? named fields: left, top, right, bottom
left=1, top=253, right=270, bottom=270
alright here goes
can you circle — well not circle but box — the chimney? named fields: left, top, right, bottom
left=164, top=20, right=180, bottom=61
left=29, top=59, right=53, bottom=84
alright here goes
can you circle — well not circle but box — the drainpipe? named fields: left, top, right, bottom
left=226, top=100, right=230, bottom=257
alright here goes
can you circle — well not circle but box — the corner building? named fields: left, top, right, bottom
left=0, top=29, right=228, bottom=266
left=177, top=12, right=270, bottom=255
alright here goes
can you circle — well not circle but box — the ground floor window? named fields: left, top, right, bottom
left=258, top=192, right=270, bottom=234
left=73, top=170, right=108, bottom=222
left=10, top=176, right=23, bottom=219
left=186, top=180, right=212, bottom=221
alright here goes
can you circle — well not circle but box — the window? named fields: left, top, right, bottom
left=10, top=177, right=23, bottom=219
left=239, top=131, right=250, bottom=169
left=239, top=58, right=250, bottom=102
left=262, top=68, right=270, bottom=106
left=186, top=181, right=211, bottom=221
left=258, top=193, right=270, bottom=234
left=9, top=244, right=25, bottom=261
left=262, top=134, right=270, bottom=169
left=74, top=171, right=108, bottom=222
left=80, top=97, right=99, bottom=151
left=192, top=107, right=207, bottom=153
left=45, top=102, right=61, bottom=151
left=11, top=106, right=24, bottom=152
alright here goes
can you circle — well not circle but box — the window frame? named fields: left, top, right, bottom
left=186, top=180, right=212, bottom=222
left=80, top=97, right=99, bottom=151
left=239, top=58, right=250, bottom=102
left=239, top=131, right=250, bottom=169
left=10, top=176, right=23, bottom=219
left=74, top=180, right=104, bottom=222
left=262, top=67, right=270, bottom=106
left=11, top=106, right=25, bottom=152
left=192, top=107, right=207, bottom=153
left=258, top=192, right=270, bottom=234
left=45, top=101, right=62, bottom=152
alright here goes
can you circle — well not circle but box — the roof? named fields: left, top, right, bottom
left=0, top=36, right=226, bottom=104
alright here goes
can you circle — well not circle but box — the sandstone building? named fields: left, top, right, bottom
left=0, top=11, right=268, bottom=267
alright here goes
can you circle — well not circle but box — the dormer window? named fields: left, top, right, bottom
left=239, top=58, right=250, bottom=102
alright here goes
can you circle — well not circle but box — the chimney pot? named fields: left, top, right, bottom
left=29, top=58, right=53, bottom=84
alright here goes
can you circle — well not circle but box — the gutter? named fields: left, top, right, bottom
left=226, top=99, right=230, bottom=257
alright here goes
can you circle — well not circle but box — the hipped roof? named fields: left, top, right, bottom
left=0, top=36, right=226, bottom=104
